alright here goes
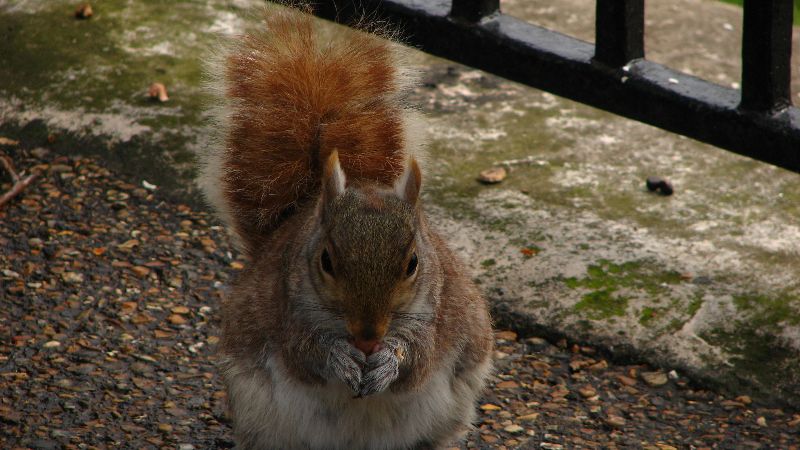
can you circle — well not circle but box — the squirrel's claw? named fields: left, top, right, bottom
left=327, top=339, right=365, bottom=393
left=358, top=341, right=402, bottom=397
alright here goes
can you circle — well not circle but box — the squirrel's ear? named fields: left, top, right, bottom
left=322, top=150, right=347, bottom=201
left=394, top=157, right=421, bottom=206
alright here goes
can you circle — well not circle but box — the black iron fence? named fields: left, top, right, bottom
left=307, top=0, right=799, bottom=173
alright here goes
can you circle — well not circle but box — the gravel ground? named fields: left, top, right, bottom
left=1, top=145, right=799, bottom=449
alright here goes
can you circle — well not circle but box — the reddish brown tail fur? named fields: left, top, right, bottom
left=202, top=6, right=416, bottom=253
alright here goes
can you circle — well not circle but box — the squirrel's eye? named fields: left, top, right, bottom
left=406, top=252, right=418, bottom=277
left=321, top=249, right=334, bottom=276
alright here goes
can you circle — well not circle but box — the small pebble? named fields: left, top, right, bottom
left=168, top=314, right=187, bottom=325
left=495, top=330, right=517, bottom=341
left=28, top=439, right=60, bottom=450
left=480, top=434, right=499, bottom=443
left=578, top=386, right=597, bottom=398
left=61, top=272, right=84, bottom=284
left=131, top=266, right=150, bottom=278
left=641, top=371, right=668, bottom=387
left=588, top=360, right=608, bottom=371
left=0, top=136, right=20, bottom=146
left=604, top=415, right=626, bottom=428
left=494, top=351, right=509, bottom=360
left=540, top=444, right=563, bottom=450
left=525, top=337, right=550, bottom=351
left=645, top=176, right=674, bottom=196
left=50, top=429, right=70, bottom=439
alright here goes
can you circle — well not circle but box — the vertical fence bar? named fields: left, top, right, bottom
left=450, top=0, right=499, bottom=22
left=594, top=0, right=645, bottom=67
left=740, top=0, right=794, bottom=111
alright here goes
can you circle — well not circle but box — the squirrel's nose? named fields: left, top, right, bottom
left=353, top=338, right=382, bottom=356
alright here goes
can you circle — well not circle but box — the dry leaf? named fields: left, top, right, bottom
left=148, top=83, right=169, bottom=102
left=478, top=167, right=507, bottom=184
left=75, top=4, right=93, bottom=19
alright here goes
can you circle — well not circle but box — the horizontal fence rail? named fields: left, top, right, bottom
left=305, top=0, right=799, bottom=174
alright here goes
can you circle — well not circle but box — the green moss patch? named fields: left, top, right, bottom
left=733, top=293, right=800, bottom=328
left=566, top=259, right=684, bottom=319
left=687, top=294, right=704, bottom=317
left=0, top=1, right=213, bottom=114
left=575, top=288, right=629, bottom=319
left=701, top=326, right=800, bottom=404
left=0, top=1, right=249, bottom=201
left=639, top=306, right=664, bottom=325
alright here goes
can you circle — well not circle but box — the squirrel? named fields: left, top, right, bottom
left=199, top=6, right=493, bottom=450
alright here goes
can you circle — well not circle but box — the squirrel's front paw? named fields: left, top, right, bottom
left=359, top=338, right=404, bottom=397
left=327, top=338, right=366, bottom=393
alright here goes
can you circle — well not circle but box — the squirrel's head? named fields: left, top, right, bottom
left=308, top=151, right=425, bottom=355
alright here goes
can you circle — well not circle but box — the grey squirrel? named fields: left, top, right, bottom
left=199, top=6, right=493, bottom=449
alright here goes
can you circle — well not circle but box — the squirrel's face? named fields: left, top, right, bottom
left=308, top=151, right=424, bottom=354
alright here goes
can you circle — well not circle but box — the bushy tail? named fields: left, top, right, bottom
left=199, top=6, right=422, bottom=253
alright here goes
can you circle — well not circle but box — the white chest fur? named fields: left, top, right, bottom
left=225, top=355, right=490, bottom=450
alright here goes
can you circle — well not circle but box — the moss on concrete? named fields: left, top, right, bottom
left=687, top=294, right=704, bottom=317
left=639, top=306, right=665, bottom=326
left=422, top=87, right=569, bottom=211
left=564, top=259, right=684, bottom=319
left=0, top=1, right=249, bottom=200
left=575, top=289, right=629, bottom=319
left=0, top=1, right=211, bottom=114
left=733, top=292, right=800, bottom=327
left=701, top=326, right=800, bottom=405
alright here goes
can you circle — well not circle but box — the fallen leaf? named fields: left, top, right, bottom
left=75, top=3, right=93, bottom=19
left=478, top=166, right=507, bottom=184
left=148, top=83, right=169, bottom=102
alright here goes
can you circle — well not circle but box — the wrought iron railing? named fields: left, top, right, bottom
left=307, top=0, right=799, bottom=173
